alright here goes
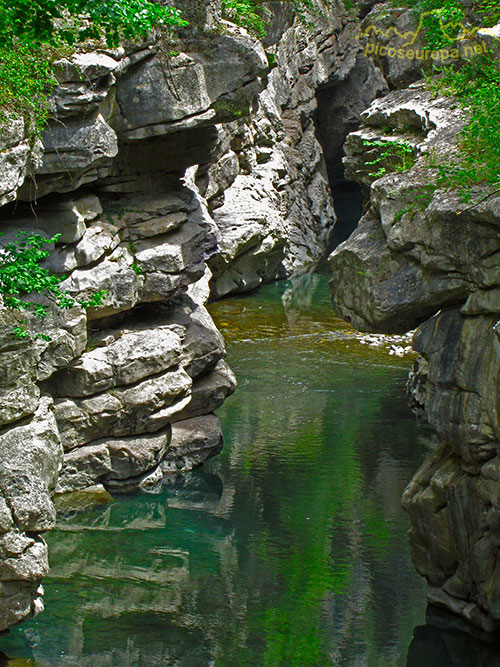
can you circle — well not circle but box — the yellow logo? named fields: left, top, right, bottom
left=357, top=11, right=495, bottom=63
left=357, top=12, right=479, bottom=47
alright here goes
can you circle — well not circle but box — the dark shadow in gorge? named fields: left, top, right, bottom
left=311, top=58, right=500, bottom=661
left=407, top=605, right=500, bottom=666
left=327, top=179, right=364, bottom=252
left=312, top=56, right=382, bottom=256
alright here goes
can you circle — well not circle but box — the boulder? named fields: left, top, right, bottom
left=162, top=414, right=223, bottom=473
left=57, top=428, right=171, bottom=493
left=50, top=326, right=184, bottom=398
left=54, top=367, right=192, bottom=450
left=0, top=117, right=33, bottom=207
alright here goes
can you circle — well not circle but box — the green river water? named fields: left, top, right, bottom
left=1, top=273, right=440, bottom=666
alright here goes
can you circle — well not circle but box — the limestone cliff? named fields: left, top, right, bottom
left=329, top=23, right=500, bottom=631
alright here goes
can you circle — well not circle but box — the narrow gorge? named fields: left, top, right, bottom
left=0, top=0, right=499, bottom=662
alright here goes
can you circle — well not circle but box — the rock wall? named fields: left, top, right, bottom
left=329, top=35, right=500, bottom=631
left=202, top=2, right=387, bottom=297
left=0, top=24, right=261, bottom=630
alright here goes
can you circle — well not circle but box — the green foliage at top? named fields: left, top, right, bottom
left=0, top=232, right=105, bottom=339
left=475, top=0, right=500, bottom=28
left=222, top=0, right=268, bottom=37
left=418, top=0, right=465, bottom=50
left=221, top=0, right=315, bottom=37
left=392, top=0, right=500, bottom=48
left=380, top=0, right=500, bottom=207
left=363, top=139, right=416, bottom=179
left=0, top=43, right=58, bottom=134
left=429, top=56, right=500, bottom=201
left=0, top=0, right=187, bottom=136
left=0, top=0, right=187, bottom=49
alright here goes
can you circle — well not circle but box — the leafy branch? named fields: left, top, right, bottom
left=0, top=231, right=105, bottom=340
left=363, top=139, right=416, bottom=179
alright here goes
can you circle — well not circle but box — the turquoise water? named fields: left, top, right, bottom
left=0, top=274, right=434, bottom=666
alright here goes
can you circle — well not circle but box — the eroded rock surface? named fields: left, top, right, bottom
left=330, top=78, right=500, bottom=631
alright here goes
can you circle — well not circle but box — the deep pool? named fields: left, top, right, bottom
left=0, top=274, right=437, bottom=666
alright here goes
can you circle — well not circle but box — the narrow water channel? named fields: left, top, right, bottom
left=0, top=274, right=434, bottom=666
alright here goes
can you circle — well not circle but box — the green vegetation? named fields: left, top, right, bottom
left=370, top=1, right=500, bottom=208
left=363, top=139, right=416, bottom=179
left=212, top=96, right=250, bottom=120
left=418, top=0, right=466, bottom=50
left=221, top=0, right=315, bottom=37
left=476, top=0, right=500, bottom=27
left=0, top=43, right=58, bottom=134
left=0, top=1, right=188, bottom=333
left=391, top=0, right=500, bottom=49
left=222, top=0, right=268, bottom=37
left=0, top=232, right=105, bottom=339
left=0, top=0, right=187, bottom=49
left=428, top=57, right=500, bottom=202
left=0, top=0, right=187, bottom=133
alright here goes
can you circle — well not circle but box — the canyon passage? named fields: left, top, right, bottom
left=0, top=275, right=434, bottom=665
left=0, top=0, right=500, bottom=662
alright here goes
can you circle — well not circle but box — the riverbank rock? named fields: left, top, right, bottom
left=330, top=76, right=500, bottom=631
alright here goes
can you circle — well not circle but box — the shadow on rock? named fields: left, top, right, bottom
left=407, top=605, right=500, bottom=667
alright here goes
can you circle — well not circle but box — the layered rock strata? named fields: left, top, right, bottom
left=195, top=2, right=387, bottom=296
left=0, top=25, right=264, bottom=629
left=329, top=79, right=500, bottom=631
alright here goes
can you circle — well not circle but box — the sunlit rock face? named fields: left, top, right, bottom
left=329, top=53, right=500, bottom=630
left=204, top=2, right=388, bottom=296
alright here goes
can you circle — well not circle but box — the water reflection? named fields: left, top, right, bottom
left=407, top=606, right=500, bottom=667
left=1, top=276, right=435, bottom=665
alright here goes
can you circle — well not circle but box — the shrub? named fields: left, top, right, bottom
left=221, top=0, right=315, bottom=37
left=0, top=0, right=187, bottom=49
left=429, top=57, right=500, bottom=201
left=0, top=232, right=105, bottom=339
left=363, top=139, right=416, bottom=179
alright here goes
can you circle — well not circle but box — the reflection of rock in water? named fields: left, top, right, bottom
left=163, top=470, right=223, bottom=512
left=281, top=272, right=322, bottom=316
left=407, top=605, right=500, bottom=667
left=14, top=470, right=233, bottom=665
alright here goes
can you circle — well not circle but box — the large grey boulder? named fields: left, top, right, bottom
left=0, top=397, right=62, bottom=531
left=0, top=396, right=63, bottom=630
left=0, top=118, right=34, bottom=207
left=162, top=414, right=223, bottom=473
left=50, top=326, right=184, bottom=398
left=10, top=193, right=102, bottom=244
left=54, top=367, right=192, bottom=450
left=409, top=309, right=499, bottom=468
left=209, top=172, right=287, bottom=298
left=39, top=114, right=117, bottom=175
left=115, top=30, right=268, bottom=140
left=329, top=87, right=500, bottom=333
left=172, top=360, right=237, bottom=422
left=57, top=428, right=172, bottom=493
